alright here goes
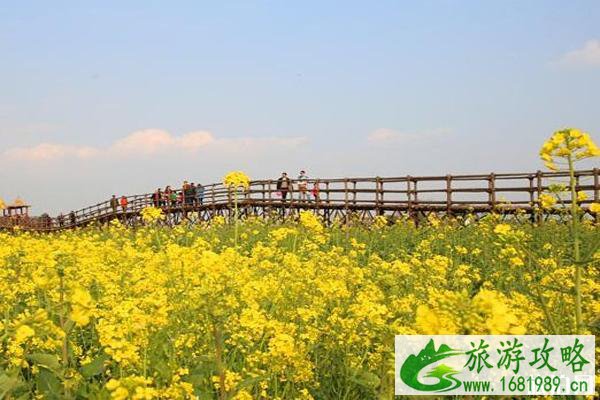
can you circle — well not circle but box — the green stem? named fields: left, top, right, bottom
left=534, top=286, right=559, bottom=334
left=57, top=265, right=72, bottom=399
left=567, top=153, right=582, bottom=334
left=213, top=323, right=226, bottom=400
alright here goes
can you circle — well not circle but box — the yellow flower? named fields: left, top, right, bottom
left=509, top=257, right=524, bottom=267
left=0, top=190, right=592, bottom=396
left=140, top=206, right=165, bottom=223
left=212, top=370, right=242, bottom=392
left=299, top=211, right=324, bottom=233
left=223, top=171, right=250, bottom=189
left=70, top=288, right=94, bottom=327
left=539, top=128, right=599, bottom=171
left=233, top=390, right=253, bottom=400
left=14, top=325, right=35, bottom=343
left=590, top=202, right=600, bottom=213
left=373, top=215, right=388, bottom=229
left=472, top=290, right=526, bottom=335
left=268, top=333, right=296, bottom=358
left=539, top=193, right=557, bottom=209
left=493, top=224, right=512, bottom=235
left=415, top=305, right=457, bottom=334
left=106, top=376, right=156, bottom=400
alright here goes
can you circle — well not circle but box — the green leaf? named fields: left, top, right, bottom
left=0, top=372, right=24, bottom=398
left=27, top=353, right=61, bottom=372
left=81, top=353, right=110, bottom=379
left=186, top=374, right=205, bottom=386
left=35, top=368, right=62, bottom=399
left=153, top=360, right=171, bottom=380
left=348, top=368, right=381, bottom=389
left=64, top=319, right=75, bottom=333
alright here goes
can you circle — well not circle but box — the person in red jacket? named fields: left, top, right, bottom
left=120, top=196, right=128, bottom=213
left=311, top=181, right=320, bottom=202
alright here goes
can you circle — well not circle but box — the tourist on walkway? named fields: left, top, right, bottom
left=182, top=181, right=190, bottom=206
left=153, top=189, right=162, bottom=207
left=120, top=195, right=128, bottom=213
left=276, top=172, right=292, bottom=202
left=110, top=195, right=119, bottom=214
left=187, top=183, right=196, bottom=206
left=57, top=213, right=64, bottom=228
left=297, top=170, right=309, bottom=201
left=196, top=183, right=205, bottom=205
left=69, top=211, right=76, bottom=226
left=164, top=186, right=174, bottom=207
left=311, top=181, right=320, bottom=202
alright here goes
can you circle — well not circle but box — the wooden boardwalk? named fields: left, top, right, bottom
left=2, top=169, right=599, bottom=232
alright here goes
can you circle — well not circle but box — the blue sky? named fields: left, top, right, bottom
left=1, top=1, right=599, bottom=214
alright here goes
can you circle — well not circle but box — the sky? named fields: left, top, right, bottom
left=1, top=1, right=599, bottom=214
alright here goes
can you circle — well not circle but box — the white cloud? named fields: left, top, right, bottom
left=109, top=129, right=217, bottom=155
left=3, top=130, right=308, bottom=161
left=367, top=128, right=400, bottom=143
left=176, top=131, right=216, bottom=151
left=557, top=39, right=600, bottom=68
left=110, top=129, right=181, bottom=155
left=4, top=143, right=100, bottom=161
left=367, top=128, right=450, bottom=144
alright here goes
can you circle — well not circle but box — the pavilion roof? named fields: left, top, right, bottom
left=7, top=197, right=30, bottom=208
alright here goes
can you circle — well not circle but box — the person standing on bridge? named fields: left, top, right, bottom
left=153, top=189, right=162, bottom=208
left=110, top=195, right=119, bottom=214
left=277, top=172, right=292, bottom=202
left=164, top=186, right=172, bottom=208
left=120, top=195, right=128, bottom=213
left=182, top=181, right=190, bottom=207
left=196, top=183, right=205, bottom=205
left=297, top=170, right=309, bottom=201
left=311, top=181, right=320, bottom=202
left=187, top=183, right=197, bottom=207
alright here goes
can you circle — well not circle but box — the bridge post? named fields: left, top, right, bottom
left=406, top=175, right=414, bottom=224
left=406, top=175, right=411, bottom=205
left=376, top=177, right=384, bottom=216
left=413, top=177, right=418, bottom=203
left=528, top=174, right=536, bottom=223
left=536, top=170, right=543, bottom=222
left=594, top=168, right=599, bottom=202
left=446, top=174, right=453, bottom=216
left=344, top=179, right=349, bottom=225
left=488, top=173, right=496, bottom=210
left=211, top=186, right=216, bottom=222
left=264, top=181, right=269, bottom=220
left=314, top=179, right=321, bottom=220
left=227, top=187, right=232, bottom=222
left=324, top=181, right=330, bottom=223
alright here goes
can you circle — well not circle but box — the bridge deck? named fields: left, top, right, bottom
left=2, top=169, right=598, bottom=231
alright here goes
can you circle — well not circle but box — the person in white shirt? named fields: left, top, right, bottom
left=297, top=170, right=309, bottom=201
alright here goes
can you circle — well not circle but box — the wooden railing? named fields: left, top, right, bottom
left=1, top=169, right=598, bottom=231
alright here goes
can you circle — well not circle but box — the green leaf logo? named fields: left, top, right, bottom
left=400, top=339, right=464, bottom=392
